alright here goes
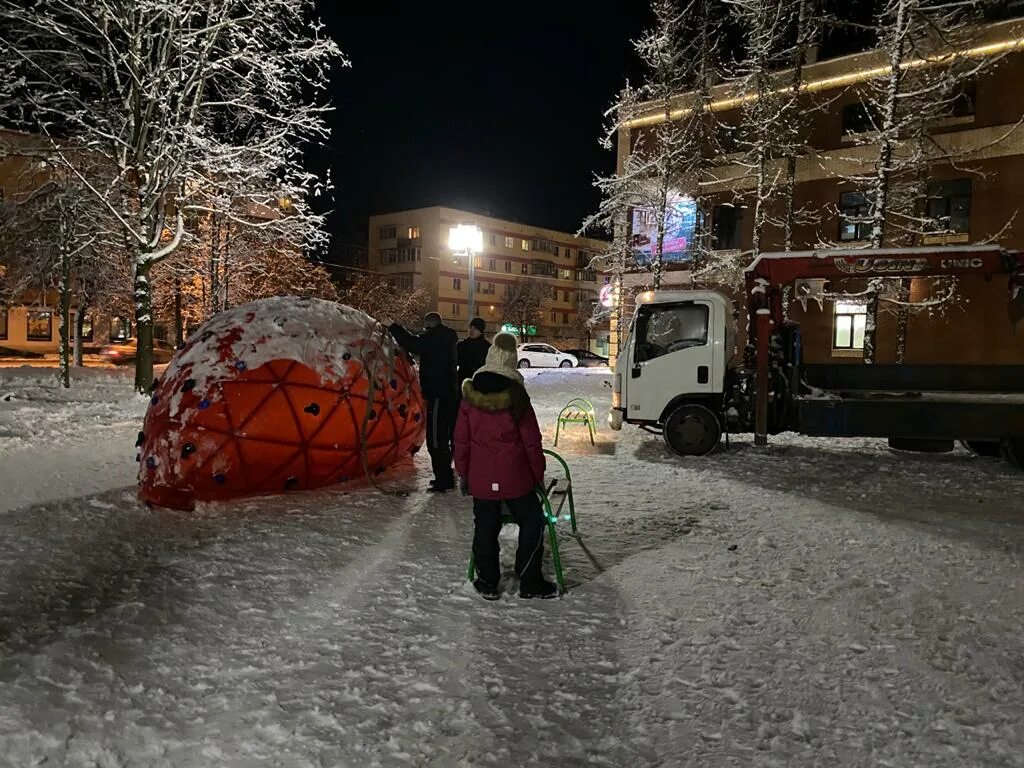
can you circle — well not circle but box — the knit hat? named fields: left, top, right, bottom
left=469, top=317, right=486, bottom=333
left=473, top=332, right=523, bottom=383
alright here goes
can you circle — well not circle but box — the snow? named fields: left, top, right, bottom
left=2, top=366, right=1024, bottom=766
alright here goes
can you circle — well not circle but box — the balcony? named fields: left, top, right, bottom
left=531, top=260, right=556, bottom=278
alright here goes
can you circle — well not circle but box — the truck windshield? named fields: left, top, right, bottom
left=636, top=303, right=709, bottom=363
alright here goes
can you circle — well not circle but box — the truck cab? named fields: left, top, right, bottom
left=610, top=290, right=736, bottom=456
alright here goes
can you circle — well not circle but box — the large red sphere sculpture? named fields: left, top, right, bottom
left=138, top=297, right=425, bottom=510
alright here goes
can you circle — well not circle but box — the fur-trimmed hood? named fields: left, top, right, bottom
left=462, top=378, right=512, bottom=411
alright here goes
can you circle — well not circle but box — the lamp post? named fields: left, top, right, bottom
left=448, top=223, right=483, bottom=324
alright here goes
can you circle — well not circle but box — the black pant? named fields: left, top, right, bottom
left=472, top=492, right=545, bottom=588
left=426, top=396, right=455, bottom=487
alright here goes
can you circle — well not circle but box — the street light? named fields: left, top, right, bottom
left=448, top=223, right=483, bottom=324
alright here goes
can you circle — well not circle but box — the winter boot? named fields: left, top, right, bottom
left=473, top=579, right=500, bottom=601
left=519, top=579, right=559, bottom=600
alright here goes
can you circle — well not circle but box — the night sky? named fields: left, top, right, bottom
left=318, top=1, right=649, bottom=251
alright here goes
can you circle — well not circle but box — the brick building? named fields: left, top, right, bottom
left=614, top=18, right=1024, bottom=366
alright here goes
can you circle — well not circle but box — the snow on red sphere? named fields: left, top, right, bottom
left=138, top=297, right=425, bottom=510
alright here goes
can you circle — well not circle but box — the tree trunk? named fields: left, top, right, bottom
left=73, top=299, right=87, bottom=367
left=174, top=276, right=184, bottom=346
left=862, top=0, right=909, bottom=365
left=58, top=244, right=72, bottom=389
left=134, top=259, right=155, bottom=394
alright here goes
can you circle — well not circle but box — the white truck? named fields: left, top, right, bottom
left=608, top=247, right=1024, bottom=469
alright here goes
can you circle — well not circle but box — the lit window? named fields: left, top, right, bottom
left=521, top=239, right=529, bottom=252
left=78, top=314, right=94, bottom=342
left=505, top=236, right=514, bottom=249
left=407, top=227, right=421, bottom=239
left=27, top=310, right=53, bottom=341
left=833, top=302, right=867, bottom=351
left=521, top=263, right=529, bottom=275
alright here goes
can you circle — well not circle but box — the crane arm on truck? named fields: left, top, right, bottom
left=742, top=245, right=1024, bottom=447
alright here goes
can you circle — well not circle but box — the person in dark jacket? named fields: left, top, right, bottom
left=454, top=332, right=558, bottom=600
left=457, top=317, right=490, bottom=385
left=383, top=312, right=459, bottom=492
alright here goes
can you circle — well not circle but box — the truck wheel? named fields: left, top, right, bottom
left=961, top=440, right=1002, bottom=458
left=663, top=404, right=721, bottom=457
left=1002, top=438, right=1024, bottom=469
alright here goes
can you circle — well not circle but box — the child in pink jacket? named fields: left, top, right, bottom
left=454, top=333, right=557, bottom=600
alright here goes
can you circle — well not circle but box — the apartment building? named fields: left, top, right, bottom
left=368, top=207, right=610, bottom=351
left=615, top=17, right=1024, bottom=366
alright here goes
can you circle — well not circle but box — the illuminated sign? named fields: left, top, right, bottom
left=501, top=323, right=537, bottom=336
left=599, top=284, right=615, bottom=308
left=631, top=195, right=698, bottom=265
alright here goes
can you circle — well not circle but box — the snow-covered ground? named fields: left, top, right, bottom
left=1, top=366, right=1023, bottom=767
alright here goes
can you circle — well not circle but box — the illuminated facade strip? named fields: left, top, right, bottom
left=622, top=36, right=1024, bottom=130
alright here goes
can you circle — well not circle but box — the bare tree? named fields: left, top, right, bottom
left=501, top=280, right=548, bottom=343
left=0, top=149, right=116, bottom=386
left=0, top=0, right=345, bottom=391
left=836, top=0, right=1005, bottom=362
left=337, top=273, right=431, bottom=329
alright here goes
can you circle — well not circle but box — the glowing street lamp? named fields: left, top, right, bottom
left=448, top=223, right=483, bottom=323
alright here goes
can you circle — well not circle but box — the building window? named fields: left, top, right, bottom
left=558, top=268, right=573, bottom=280
left=27, top=310, right=53, bottom=341
left=452, top=303, right=461, bottom=316
left=551, top=310, right=558, bottom=323
left=505, top=261, right=512, bottom=273
left=486, top=282, right=495, bottom=295
left=78, top=314, right=94, bottom=342
left=453, top=277, right=462, bottom=290
left=505, top=236, right=514, bottom=249
left=952, top=80, right=977, bottom=118
left=393, top=274, right=414, bottom=290
left=841, top=103, right=878, bottom=136
left=488, top=258, right=496, bottom=271
left=712, top=205, right=743, bottom=250
left=839, top=192, right=872, bottom=242
left=521, top=263, right=529, bottom=275
left=563, top=290, right=570, bottom=302
left=379, top=225, right=396, bottom=240
left=490, top=234, right=497, bottom=246
left=407, top=226, right=421, bottom=239
left=474, top=256, right=483, bottom=269
left=565, top=248, right=573, bottom=259
left=927, top=179, right=972, bottom=235
left=562, top=312, right=569, bottom=324
left=111, top=317, right=131, bottom=341
left=416, top=247, right=422, bottom=262
left=0, top=308, right=7, bottom=340
left=521, top=239, right=529, bottom=252
left=833, top=302, right=867, bottom=351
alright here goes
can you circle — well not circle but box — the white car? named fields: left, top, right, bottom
left=516, top=343, right=578, bottom=369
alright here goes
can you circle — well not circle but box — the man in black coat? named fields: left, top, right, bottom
left=457, top=317, right=491, bottom=386
left=383, top=312, right=459, bottom=492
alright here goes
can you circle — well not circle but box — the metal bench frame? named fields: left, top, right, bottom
left=555, top=397, right=597, bottom=446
